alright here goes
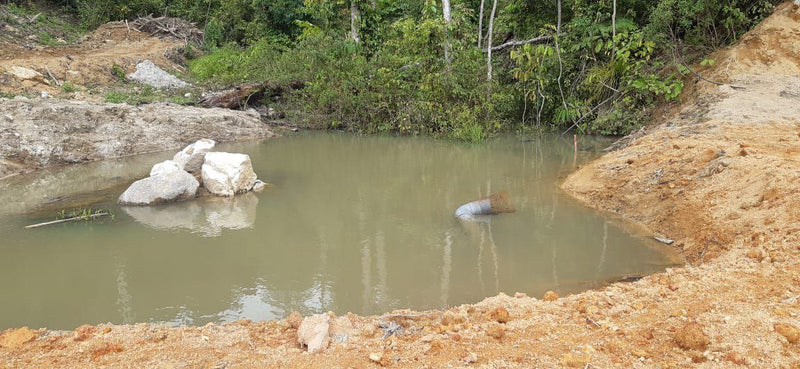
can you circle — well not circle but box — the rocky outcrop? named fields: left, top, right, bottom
left=118, top=170, right=199, bottom=206
left=0, top=97, right=276, bottom=178
left=201, top=152, right=257, bottom=196
left=118, top=140, right=265, bottom=206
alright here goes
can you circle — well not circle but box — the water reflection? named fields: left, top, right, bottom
left=122, top=193, right=259, bottom=237
left=0, top=133, right=683, bottom=330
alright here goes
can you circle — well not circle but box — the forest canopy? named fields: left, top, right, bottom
left=28, top=0, right=782, bottom=139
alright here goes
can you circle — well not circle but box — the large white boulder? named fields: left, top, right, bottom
left=118, top=170, right=199, bottom=205
left=149, top=159, right=181, bottom=176
left=173, top=139, right=215, bottom=174
left=201, top=152, right=257, bottom=196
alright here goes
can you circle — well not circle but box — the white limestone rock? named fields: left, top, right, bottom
left=149, top=159, right=181, bottom=176
left=201, top=152, right=257, bottom=197
left=173, top=139, right=215, bottom=174
left=118, top=170, right=199, bottom=205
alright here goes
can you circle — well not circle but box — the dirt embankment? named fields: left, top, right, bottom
left=1, top=2, right=800, bottom=368
left=0, top=19, right=277, bottom=179
left=0, top=98, right=276, bottom=179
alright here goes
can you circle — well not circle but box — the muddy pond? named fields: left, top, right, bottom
left=0, top=132, right=681, bottom=330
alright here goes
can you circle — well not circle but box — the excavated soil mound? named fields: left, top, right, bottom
left=0, top=21, right=185, bottom=96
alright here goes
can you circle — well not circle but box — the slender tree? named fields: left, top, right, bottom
left=486, top=0, right=498, bottom=80
left=612, top=0, right=617, bottom=38
left=477, top=0, right=485, bottom=48
left=442, top=0, right=452, bottom=64
left=350, top=0, right=361, bottom=43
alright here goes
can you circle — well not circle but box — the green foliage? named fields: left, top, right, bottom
left=60, top=82, right=79, bottom=93
left=646, top=0, right=779, bottom=49
left=110, top=63, right=126, bottom=82
left=30, top=0, right=777, bottom=139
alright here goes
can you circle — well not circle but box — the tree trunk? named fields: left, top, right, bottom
left=557, top=0, right=561, bottom=35
left=486, top=0, right=498, bottom=81
left=350, top=1, right=361, bottom=43
left=477, top=0, right=485, bottom=48
left=612, top=0, right=617, bottom=38
left=442, top=0, right=452, bottom=64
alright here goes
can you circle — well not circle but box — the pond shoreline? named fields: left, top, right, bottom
left=2, top=2, right=800, bottom=367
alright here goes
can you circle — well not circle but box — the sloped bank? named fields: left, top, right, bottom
left=0, top=97, right=277, bottom=179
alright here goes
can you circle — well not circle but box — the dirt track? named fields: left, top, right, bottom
left=1, top=2, right=800, bottom=368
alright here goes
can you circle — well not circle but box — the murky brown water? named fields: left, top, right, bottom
left=0, top=132, right=681, bottom=330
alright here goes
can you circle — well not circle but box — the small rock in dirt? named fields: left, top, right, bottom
left=73, top=325, right=97, bottom=341
left=486, top=323, right=505, bottom=340
left=286, top=311, right=303, bottom=329
left=724, top=351, right=747, bottom=365
left=90, top=342, right=123, bottom=358
left=774, top=322, right=800, bottom=344
left=543, top=290, right=559, bottom=301
left=463, top=352, right=478, bottom=364
left=8, top=66, right=47, bottom=84
left=674, top=322, right=710, bottom=351
left=514, top=292, right=527, bottom=298
left=65, top=70, right=83, bottom=85
left=297, top=314, right=330, bottom=354
left=746, top=249, right=764, bottom=262
left=0, top=327, right=37, bottom=348
left=489, top=307, right=510, bottom=323
left=559, top=352, right=591, bottom=368
left=369, top=352, right=383, bottom=363
left=126, top=60, right=188, bottom=89
left=441, top=311, right=465, bottom=326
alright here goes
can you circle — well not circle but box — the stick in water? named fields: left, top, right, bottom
left=25, top=212, right=109, bottom=229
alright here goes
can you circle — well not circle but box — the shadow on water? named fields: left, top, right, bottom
left=0, top=132, right=682, bottom=330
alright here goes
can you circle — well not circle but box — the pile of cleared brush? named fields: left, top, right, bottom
left=132, top=16, right=203, bottom=45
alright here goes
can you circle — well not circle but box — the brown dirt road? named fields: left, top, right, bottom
left=1, top=2, right=800, bottom=368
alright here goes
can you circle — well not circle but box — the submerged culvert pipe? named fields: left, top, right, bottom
left=455, top=191, right=516, bottom=220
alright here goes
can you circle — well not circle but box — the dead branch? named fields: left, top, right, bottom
left=25, top=212, right=109, bottom=229
left=131, top=16, right=203, bottom=45
left=485, top=35, right=552, bottom=52
left=44, top=67, right=61, bottom=86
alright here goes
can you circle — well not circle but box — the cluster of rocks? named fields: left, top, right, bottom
left=118, top=139, right=265, bottom=206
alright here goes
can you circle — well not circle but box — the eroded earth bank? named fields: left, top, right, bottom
left=1, top=2, right=800, bottom=368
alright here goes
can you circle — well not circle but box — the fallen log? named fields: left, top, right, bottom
left=200, top=83, right=266, bottom=109
left=200, top=81, right=305, bottom=109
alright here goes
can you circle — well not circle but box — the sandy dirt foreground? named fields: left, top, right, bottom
left=2, top=2, right=800, bottom=369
